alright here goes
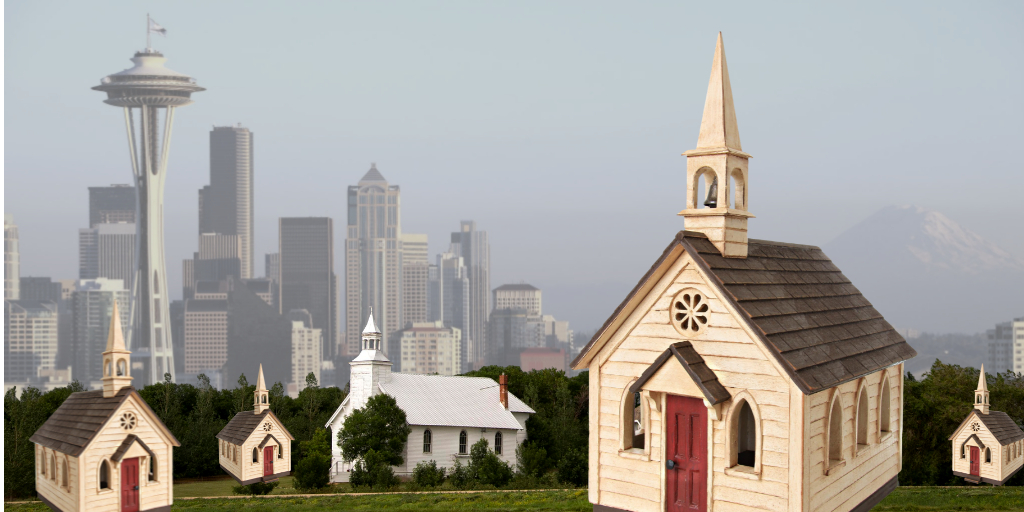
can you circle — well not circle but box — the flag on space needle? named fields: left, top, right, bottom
left=149, top=18, right=167, bottom=36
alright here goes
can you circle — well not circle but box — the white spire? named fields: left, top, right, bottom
left=102, top=300, right=132, bottom=398
left=254, top=363, right=269, bottom=414
left=696, top=32, right=742, bottom=152
left=256, top=364, right=267, bottom=391
left=106, top=300, right=127, bottom=352
left=363, top=308, right=380, bottom=334
left=974, top=364, right=990, bottom=414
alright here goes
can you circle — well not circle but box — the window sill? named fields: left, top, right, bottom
left=618, top=448, right=648, bottom=461
left=879, top=431, right=893, bottom=443
left=855, top=444, right=870, bottom=457
left=724, top=465, right=760, bottom=480
left=824, top=459, right=846, bottom=476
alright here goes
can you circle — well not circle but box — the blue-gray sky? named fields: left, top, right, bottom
left=5, top=1, right=1023, bottom=332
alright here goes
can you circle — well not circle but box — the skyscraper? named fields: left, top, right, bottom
left=4, top=300, right=59, bottom=383
left=79, top=223, right=136, bottom=286
left=71, top=278, right=130, bottom=386
left=279, top=217, right=336, bottom=360
left=199, top=125, right=254, bottom=279
left=449, top=221, right=490, bottom=369
left=88, top=185, right=136, bottom=226
left=401, top=233, right=429, bottom=327
left=344, top=165, right=403, bottom=357
left=93, top=43, right=204, bottom=384
left=438, top=251, right=470, bottom=371
left=5, top=214, right=20, bottom=300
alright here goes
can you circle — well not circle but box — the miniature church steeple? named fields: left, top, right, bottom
left=102, top=300, right=132, bottom=398
left=254, top=364, right=269, bottom=414
left=679, top=33, right=754, bottom=258
left=974, top=364, right=990, bottom=415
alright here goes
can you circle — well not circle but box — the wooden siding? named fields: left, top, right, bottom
left=806, top=368, right=901, bottom=512
left=950, top=415, right=1024, bottom=483
left=228, top=414, right=292, bottom=483
left=35, top=444, right=79, bottom=512
left=396, top=425, right=519, bottom=477
left=592, top=253, right=793, bottom=512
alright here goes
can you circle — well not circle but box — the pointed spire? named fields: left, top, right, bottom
left=696, top=32, right=742, bottom=151
left=256, top=364, right=267, bottom=392
left=363, top=308, right=380, bottom=334
left=974, top=364, right=990, bottom=414
left=977, top=364, right=988, bottom=392
left=106, top=300, right=127, bottom=352
left=360, top=162, right=387, bottom=183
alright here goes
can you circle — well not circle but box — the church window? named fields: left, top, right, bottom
left=856, top=382, right=869, bottom=448
left=729, top=168, right=746, bottom=210
left=120, top=412, right=137, bottom=431
left=961, top=444, right=966, bottom=459
left=252, top=448, right=259, bottom=463
left=105, top=359, right=112, bottom=377
left=99, top=460, right=110, bottom=489
left=879, top=376, right=891, bottom=435
left=495, top=432, right=503, bottom=455
left=116, top=359, right=127, bottom=377
left=729, top=397, right=758, bottom=469
left=827, top=392, right=843, bottom=466
left=262, top=394, right=267, bottom=404
left=149, top=455, right=157, bottom=481
left=61, top=458, right=69, bottom=490
left=985, top=448, right=991, bottom=463
left=50, top=454, right=56, bottom=481
left=671, top=289, right=709, bottom=336
left=423, top=430, right=432, bottom=453
left=459, top=431, right=468, bottom=455
left=621, top=385, right=646, bottom=451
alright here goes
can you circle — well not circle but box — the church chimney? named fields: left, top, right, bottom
left=499, top=374, right=508, bottom=410
left=679, top=33, right=754, bottom=258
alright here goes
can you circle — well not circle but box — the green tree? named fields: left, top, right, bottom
left=349, top=448, right=399, bottom=489
left=469, top=438, right=513, bottom=487
left=412, top=460, right=446, bottom=487
left=177, top=374, right=225, bottom=478
left=338, top=394, right=411, bottom=467
left=299, top=372, right=322, bottom=439
left=293, top=428, right=331, bottom=490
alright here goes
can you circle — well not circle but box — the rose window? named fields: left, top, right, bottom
left=263, top=422, right=273, bottom=432
left=672, top=289, right=709, bottom=335
left=120, top=412, right=137, bottom=431
left=971, top=422, right=981, bottom=432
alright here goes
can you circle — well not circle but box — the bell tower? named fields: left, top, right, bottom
left=679, top=33, right=754, bottom=258
left=102, top=300, right=132, bottom=398
left=974, top=364, right=990, bottom=415
left=254, top=364, right=269, bottom=414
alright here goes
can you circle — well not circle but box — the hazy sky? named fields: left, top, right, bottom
left=5, top=1, right=1023, bottom=332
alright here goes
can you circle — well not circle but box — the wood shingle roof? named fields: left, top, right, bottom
left=217, top=410, right=294, bottom=445
left=950, top=410, right=1024, bottom=446
left=629, top=342, right=731, bottom=405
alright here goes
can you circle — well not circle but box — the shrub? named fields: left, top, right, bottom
left=515, top=442, right=548, bottom=478
left=469, top=438, right=513, bottom=487
left=294, top=452, right=331, bottom=490
left=349, top=449, right=399, bottom=490
left=447, top=458, right=472, bottom=489
left=557, top=447, right=587, bottom=487
left=412, top=460, right=446, bottom=487
left=232, top=481, right=279, bottom=495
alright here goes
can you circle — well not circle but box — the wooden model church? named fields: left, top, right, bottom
left=571, top=34, right=918, bottom=512
left=216, top=364, right=295, bottom=485
left=30, top=302, right=180, bottom=512
left=948, top=365, right=1024, bottom=485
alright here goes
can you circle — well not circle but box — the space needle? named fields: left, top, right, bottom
left=93, top=19, right=204, bottom=384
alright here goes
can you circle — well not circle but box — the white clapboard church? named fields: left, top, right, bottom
left=326, top=312, right=534, bottom=482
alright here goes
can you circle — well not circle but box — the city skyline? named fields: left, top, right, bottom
left=5, top=3, right=1023, bottom=334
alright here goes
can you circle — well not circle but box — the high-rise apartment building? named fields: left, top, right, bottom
left=280, top=217, right=336, bottom=360
left=345, top=165, right=403, bottom=357
left=287, top=309, right=323, bottom=396
left=88, top=185, right=136, bottom=226
left=79, top=223, right=136, bottom=286
left=71, top=279, right=130, bottom=387
left=5, top=214, right=20, bottom=300
left=1014, top=317, right=1024, bottom=374
left=493, top=284, right=542, bottom=315
left=4, top=300, right=59, bottom=383
left=199, top=125, right=254, bottom=279
left=449, top=221, right=490, bottom=368
left=265, top=253, right=279, bottom=281
left=400, top=233, right=429, bottom=327
left=394, top=321, right=462, bottom=376
left=183, top=298, right=228, bottom=375
left=438, top=251, right=470, bottom=371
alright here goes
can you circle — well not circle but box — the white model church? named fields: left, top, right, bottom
left=325, top=312, right=534, bottom=482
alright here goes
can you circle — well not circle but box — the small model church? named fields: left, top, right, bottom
left=30, top=302, right=180, bottom=512
left=216, top=364, right=295, bottom=485
left=326, top=311, right=534, bottom=482
left=948, top=365, right=1024, bottom=485
left=571, top=34, right=918, bottom=512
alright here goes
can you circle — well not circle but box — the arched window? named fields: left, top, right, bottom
left=736, top=401, right=756, bottom=467
left=856, top=383, right=869, bottom=448
left=695, top=167, right=718, bottom=209
left=149, top=455, right=157, bottom=481
left=726, top=393, right=761, bottom=475
left=50, top=454, right=56, bottom=481
left=278, top=444, right=283, bottom=459
left=729, top=168, right=746, bottom=210
left=105, top=359, right=112, bottom=377
left=827, top=393, right=843, bottom=465
left=879, top=376, right=891, bottom=435
left=116, top=359, right=127, bottom=377
left=985, top=448, right=991, bottom=463
left=99, top=460, right=110, bottom=489
left=232, top=445, right=237, bottom=463
left=252, top=448, right=259, bottom=463
left=262, top=395, right=267, bottom=404
left=423, top=430, right=432, bottom=453
left=459, top=431, right=468, bottom=455
left=40, top=450, right=46, bottom=476
left=495, top=432, right=503, bottom=455
left=621, top=385, right=646, bottom=451
left=961, top=444, right=966, bottom=459
left=61, top=458, right=69, bottom=489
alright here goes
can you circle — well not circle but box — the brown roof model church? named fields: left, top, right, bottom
left=216, top=364, right=294, bottom=485
left=571, top=34, right=917, bottom=512
left=948, top=365, right=1024, bottom=485
left=30, top=302, right=180, bottom=512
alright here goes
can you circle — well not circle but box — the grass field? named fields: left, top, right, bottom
left=5, top=486, right=1022, bottom=511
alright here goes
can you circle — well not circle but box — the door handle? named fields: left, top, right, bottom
left=134, top=485, right=139, bottom=490
left=666, top=460, right=677, bottom=470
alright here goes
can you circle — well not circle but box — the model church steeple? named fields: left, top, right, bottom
left=679, top=33, right=754, bottom=258
left=254, top=364, right=269, bottom=414
left=974, top=364, right=990, bottom=415
left=101, top=301, right=132, bottom=398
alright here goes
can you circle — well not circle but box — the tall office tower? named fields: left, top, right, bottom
left=401, top=233, right=429, bottom=327
left=493, top=284, right=542, bottom=315
left=280, top=217, right=336, bottom=360
left=4, top=300, right=59, bottom=383
left=89, top=185, right=136, bottom=226
left=79, top=223, right=136, bottom=285
left=344, top=165, right=402, bottom=357
left=427, top=264, right=442, bottom=323
left=286, top=309, right=323, bottom=397
left=438, top=251, right=470, bottom=371
left=265, top=253, right=279, bottom=281
left=93, top=44, right=203, bottom=385
left=183, top=297, right=228, bottom=375
left=20, top=277, right=77, bottom=380
left=225, top=277, right=292, bottom=387
left=393, top=321, right=462, bottom=376
left=71, top=279, right=130, bottom=387
left=182, top=233, right=241, bottom=299
left=20, top=277, right=63, bottom=303
left=199, top=125, right=254, bottom=279
left=5, top=214, right=20, bottom=300
left=988, top=320, right=1014, bottom=374
left=449, top=221, right=490, bottom=368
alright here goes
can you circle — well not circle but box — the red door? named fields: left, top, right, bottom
left=666, top=395, right=707, bottom=512
left=264, top=446, right=274, bottom=476
left=970, top=446, right=980, bottom=476
left=120, top=457, right=140, bottom=512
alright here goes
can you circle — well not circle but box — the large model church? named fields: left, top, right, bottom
left=571, top=34, right=917, bottom=512
left=325, top=312, right=534, bottom=482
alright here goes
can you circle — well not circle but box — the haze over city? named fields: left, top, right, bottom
left=5, top=1, right=1022, bottom=334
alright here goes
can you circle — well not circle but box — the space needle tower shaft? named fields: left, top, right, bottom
left=93, top=33, right=204, bottom=385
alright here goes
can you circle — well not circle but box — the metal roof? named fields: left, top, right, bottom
left=378, top=373, right=534, bottom=430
